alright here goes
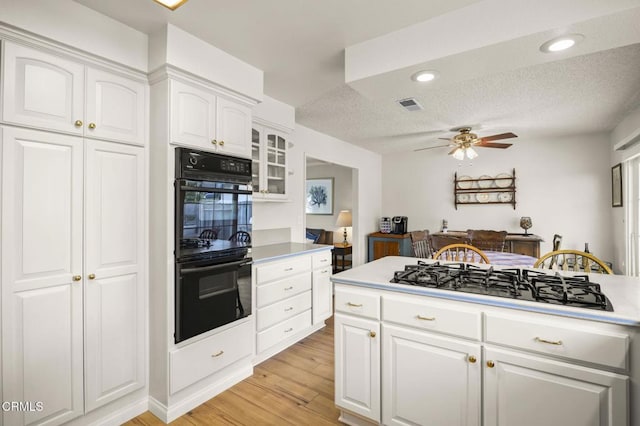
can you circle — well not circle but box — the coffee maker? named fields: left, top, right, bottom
left=392, top=216, right=408, bottom=234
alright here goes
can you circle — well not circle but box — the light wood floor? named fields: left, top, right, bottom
left=125, top=316, right=341, bottom=425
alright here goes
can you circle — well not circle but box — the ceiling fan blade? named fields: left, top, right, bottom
left=438, top=137, right=452, bottom=141
left=478, top=132, right=518, bottom=142
left=476, top=142, right=512, bottom=149
left=414, top=144, right=452, bottom=152
left=447, top=147, right=459, bottom=155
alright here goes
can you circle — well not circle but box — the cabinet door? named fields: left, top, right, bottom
left=85, top=68, right=146, bottom=145
left=2, top=42, right=84, bottom=135
left=264, top=130, right=287, bottom=198
left=382, top=324, right=481, bottom=426
left=251, top=127, right=261, bottom=192
left=484, top=347, right=628, bottom=426
left=170, top=80, right=216, bottom=150
left=84, top=141, right=145, bottom=411
left=216, top=96, right=251, bottom=158
left=1, top=127, right=84, bottom=426
left=373, top=240, right=399, bottom=260
left=312, top=266, right=333, bottom=324
left=334, top=313, right=380, bottom=422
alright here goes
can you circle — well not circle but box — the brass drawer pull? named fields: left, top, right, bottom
left=72, top=275, right=82, bottom=281
left=284, top=267, right=294, bottom=271
left=321, top=270, right=329, bottom=274
left=211, top=350, right=224, bottom=358
left=284, top=327, right=293, bottom=333
left=88, top=273, right=96, bottom=280
left=74, top=120, right=83, bottom=127
left=284, top=307, right=293, bottom=312
left=468, top=355, right=477, bottom=363
left=347, top=302, right=363, bottom=307
left=284, top=286, right=294, bottom=291
left=369, top=331, right=376, bottom=338
left=535, top=337, right=563, bottom=346
left=211, top=139, right=218, bottom=145
left=88, top=122, right=96, bottom=129
left=487, top=360, right=495, bottom=368
left=219, top=140, right=225, bottom=146
left=416, top=315, right=435, bottom=321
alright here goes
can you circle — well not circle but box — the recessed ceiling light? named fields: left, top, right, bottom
left=540, top=34, right=584, bottom=53
left=411, top=70, right=439, bottom=83
left=152, top=0, right=189, bottom=10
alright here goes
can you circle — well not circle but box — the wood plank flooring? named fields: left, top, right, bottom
left=125, top=317, right=341, bottom=425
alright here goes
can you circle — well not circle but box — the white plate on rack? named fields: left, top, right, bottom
left=477, top=175, right=493, bottom=188
left=457, top=176, right=473, bottom=189
left=495, top=173, right=513, bottom=188
left=498, top=192, right=512, bottom=202
left=476, top=193, right=490, bottom=202
left=458, top=193, right=470, bottom=203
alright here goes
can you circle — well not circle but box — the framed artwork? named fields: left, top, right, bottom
left=306, top=178, right=334, bottom=215
left=612, top=163, right=623, bottom=208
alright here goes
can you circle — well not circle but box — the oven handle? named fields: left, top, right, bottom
left=178, top=185, right=251, bottom=195
left=181, top=259, right=252, bottom=274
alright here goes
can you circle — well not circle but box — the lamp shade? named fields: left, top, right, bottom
left=336, top=210, right=352, bottom=227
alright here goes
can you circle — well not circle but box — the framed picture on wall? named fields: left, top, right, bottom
left=306, top=178, right=334, bottom=215
left=612, top=163, right=623, bottom=208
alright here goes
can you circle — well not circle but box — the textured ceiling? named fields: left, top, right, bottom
left=74, top=0, right=640, bottom=154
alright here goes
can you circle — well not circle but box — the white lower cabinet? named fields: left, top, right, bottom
left=312, top=251, right=333, bottom=324
left=382, top=324, right=481, bottom=426
left=334, top=313, right=381, bottom=423
left=1, top=127, right=145, bottom=425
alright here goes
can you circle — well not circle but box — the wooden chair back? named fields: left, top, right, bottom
left=533, top=250, right=612, bottom=274
left=430, top=234, right=468, bottom=252
left=433, top=244, right=490, bottom=264
left=199, top=229, right=218, bottom=240
left=466, top=229, right=508, bottom=252
left=552, top=234, right=562, bottom=251
left=410, top=230, right=432, bottom=258
left=229, top=231, right=251, bottom=243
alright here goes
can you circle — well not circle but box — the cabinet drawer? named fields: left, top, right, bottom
left=382, top=295, right=481, bottom=340
left=257, top=310, right=312, bottom=353
left=170, top=320, right=253, bottom=394
left=485, top=312, right=629, bottom=370
left=257, top=291, right=312, bottom=331
left=335, top=287, right=380, bottom=320
left=312, top=266, right=332, bottom=282
left=256, top=255, right=311, bottom=284
left=257, top=272, right=311, bottom=308
left=312, top=250, right=332, bottom=269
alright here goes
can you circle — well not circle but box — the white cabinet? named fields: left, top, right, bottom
left=1, top=127, right=146, bottom=424
left=484, top=346, right=628, bottom=426
left=170, top=79, right=251, bottom=158
left=382, top=324, right=481, bottom=426
left=334, top=312, right=380, bottom=423
left=2, top=41, right=146, bottom=145
left=251, top=123, right=289, bottom=200
left=312, top=251, right=333, bottom=324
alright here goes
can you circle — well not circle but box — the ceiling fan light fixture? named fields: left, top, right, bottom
left=452, top=148, right=465, bottom=161
left=411, top=70, right=439, bottom=83
left=540, top=34, right=584, bottom=53
left=466, top=147, right=478, bottom=160
left=152, top=0, right=189, bottom=10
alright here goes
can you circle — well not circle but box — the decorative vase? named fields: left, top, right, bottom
left=520, top=216, right=532, bottom=235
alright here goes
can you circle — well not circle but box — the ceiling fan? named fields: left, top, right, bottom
left=415, top=127, right=518, bottom=160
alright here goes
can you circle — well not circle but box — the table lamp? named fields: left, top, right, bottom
left=336, top=210, right=352, bottom=245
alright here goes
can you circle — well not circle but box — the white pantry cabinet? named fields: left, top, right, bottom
left=170, top=79, right=251, bottom=158
left=251, top=122, right=289, bottom=200
left=2, top=41, right=146, bottom=146
left=1, top=127, right=146, bottom=425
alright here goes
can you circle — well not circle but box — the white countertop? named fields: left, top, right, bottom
left=250, top=242, right=332, bottom=264
left=331, top=256, right=640, bottom=326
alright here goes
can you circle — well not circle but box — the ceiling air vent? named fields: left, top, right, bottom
left=397, top=98, right=423, bottom=112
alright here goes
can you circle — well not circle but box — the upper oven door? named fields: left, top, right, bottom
left=175, top=179, right=252, bottom=257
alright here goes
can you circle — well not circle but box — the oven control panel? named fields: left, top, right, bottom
left=177, top=148, right=251, bottom=181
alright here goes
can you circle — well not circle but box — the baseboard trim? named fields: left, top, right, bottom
left=338, top=410, right=378, bottom=426
left=89, top=397, right=149, bottom=426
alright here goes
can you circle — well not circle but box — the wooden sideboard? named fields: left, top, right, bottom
left=431, top=231, right=543, bottom=257
left=368, top=232, right=413, bottom=261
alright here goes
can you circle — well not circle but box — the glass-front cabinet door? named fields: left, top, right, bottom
left=252, top=123, right=289, bottom=201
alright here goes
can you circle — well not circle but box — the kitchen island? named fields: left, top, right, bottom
left=331, top=256, right=640, bottom=426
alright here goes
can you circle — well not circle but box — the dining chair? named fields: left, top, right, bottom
left=533, top=249, right=613, bottom=274
left=228, top=230, right=252, bottom=243
left=410, top=230, right=432, bottom=258
left=199, top=229, right=218, bottom=240
left=466, top=229, right=508, bottom=252
left=552, top=234, right=562, bottom=250
left=430, top=234, right=469, bottom=252
left=433, top=243, right=490, bottom=264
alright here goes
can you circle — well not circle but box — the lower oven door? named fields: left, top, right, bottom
left=175, top=257, right=252, bottom=343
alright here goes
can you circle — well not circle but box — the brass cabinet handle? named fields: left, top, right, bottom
left=211, top=350, right=224, bottom=358
left=284, top=267, right=293, bottom=272
left=88, top=273, right=96, bottom=280
left=468, top=355, right=477, bottom=363
left=72, top=275, right=82, bottom=281
left=88, top=122, right=96, bottom=129
left=321, top=270, right=329, bottom=274
left=284, top=286, right=294, bottom=291
left=416, top=314, right=436, bottom=321
left=487, top=360, right=495, bottom=368
left=369, top=331, right=376, bottom=338
left=535, top=337, right=563, bottom=346
left=219, top=140, right=225, bottom=146
left=284, top=327, right=293, bottom=333
left=211, top=139, right=218, bottom=145
left=284, top=307, right=293, bottom=312
left=74, top=120, right=83, bottom=127
left=347, top=302, right=363, bottom=307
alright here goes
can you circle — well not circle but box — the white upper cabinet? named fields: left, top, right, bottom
left=2, top=41, right=146, bottom=146
left=170, top=79, right=251, bottom=158
left=252, top=123, right=289, bottom=200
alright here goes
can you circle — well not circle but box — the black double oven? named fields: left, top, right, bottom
left=174, top=148, right=252, bottom=343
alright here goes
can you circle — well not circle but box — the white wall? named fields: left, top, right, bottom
left=306, top=162, right=354, bottom=243
left=382, top=132, right=615, bottom=266
left=253, top=124, right=382, bottom=267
